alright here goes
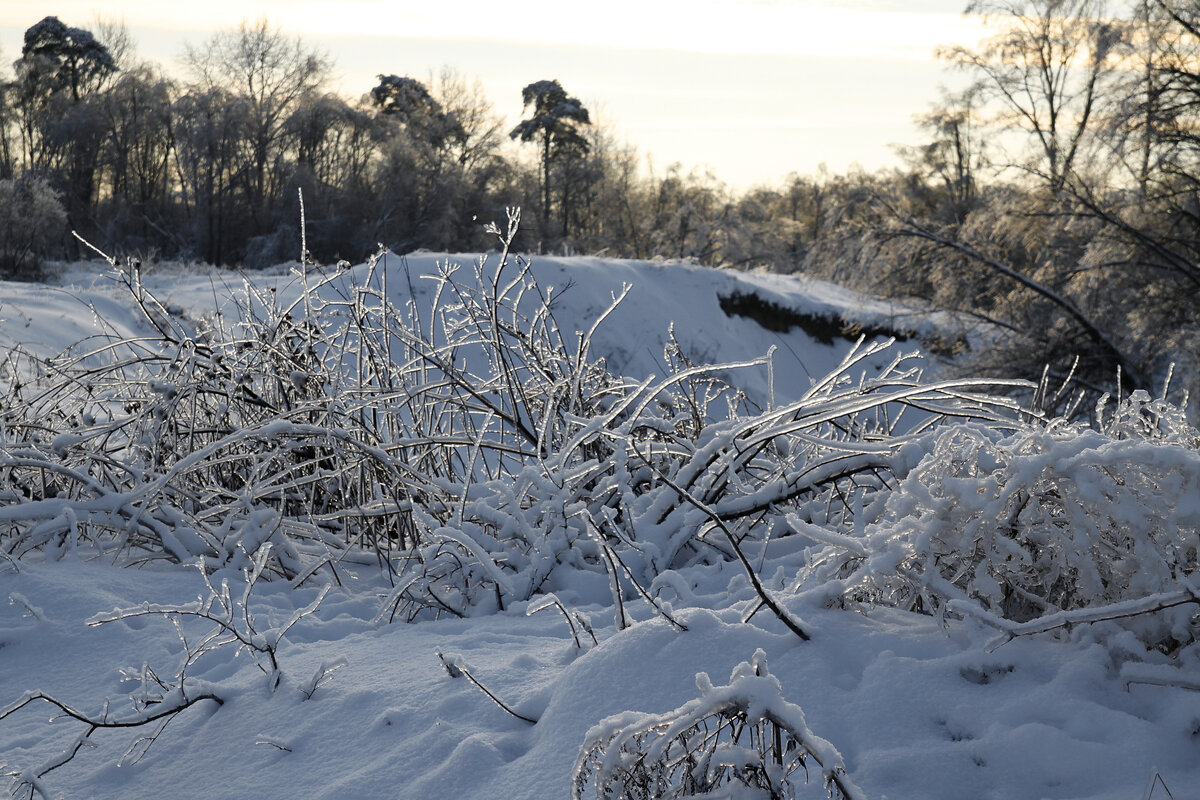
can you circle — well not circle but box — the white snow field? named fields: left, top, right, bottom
left=0, top=242, right=1197, bottom=800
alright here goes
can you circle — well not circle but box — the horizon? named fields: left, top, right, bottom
left=0, top=1, right=987, bottom=189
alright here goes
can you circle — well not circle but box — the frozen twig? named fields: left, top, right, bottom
left=436, top=651, right=537, bottom=725
left=632, top=441, right=810, bottom=641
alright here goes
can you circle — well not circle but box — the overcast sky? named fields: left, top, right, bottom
left=0, top=1, right=988, bottom=188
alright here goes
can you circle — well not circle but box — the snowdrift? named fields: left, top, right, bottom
left=1, top=233, right=1197, bottom=800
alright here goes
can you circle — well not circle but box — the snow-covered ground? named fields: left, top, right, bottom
left=0, top=252, right=1195, bottom=800
left=5, top=252, right=944, bottom=405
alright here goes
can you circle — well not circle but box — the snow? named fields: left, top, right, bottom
left=3, top=559, right=1194, bottom=799
left=0, top=252, right=1196, bottom=800
left=12, top=252, right=929, bottom=407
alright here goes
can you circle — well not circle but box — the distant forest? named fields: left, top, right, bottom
left=3, top=2, right=1200, bottom=405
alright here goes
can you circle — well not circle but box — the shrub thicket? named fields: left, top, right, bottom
left=0, top=213, right=1018, bottom=615
left=3, top=216, right=1200, bottom=800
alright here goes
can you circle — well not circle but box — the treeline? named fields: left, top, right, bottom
left=0, top=17, right=511, bottom=268
left=785, top=0, right=1200, bottom=407
left=818, top=0, right=1200, bottom=406
left=0, top=15, right=813, bottom=271
left=4, top=4, right=1200, bottom=404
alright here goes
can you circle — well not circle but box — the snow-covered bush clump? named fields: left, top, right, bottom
left=0, top=212, right=1023, bottom=624
left=573, top=649, right=866, bottom=800
left=807, top=389, right=1200, bottom=652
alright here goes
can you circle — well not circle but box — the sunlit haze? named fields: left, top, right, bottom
left=0, top=1, right=987, bottom=188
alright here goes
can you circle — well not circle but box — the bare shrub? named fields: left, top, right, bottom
left=572, top=649, right=866, bottom=800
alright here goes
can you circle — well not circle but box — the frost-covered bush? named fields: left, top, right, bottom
left=572, top=649, right=865, bottom=800
left=0, top=175, right=67, bottom=279
left=0, top=211, right=1021, bottom=622
left=809, top=390, right=1200, bottom=652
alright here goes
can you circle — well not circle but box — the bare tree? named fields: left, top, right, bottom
left=943, top=0, right=1122, bottom=193
left=898, top=87, right=989, bottom=223
left=92, top=17, right=137, bottom=73
left=0, top=46, right=15, bottom=179
left=99, top=64, right=176, bottom=243
left=0, top=174, right=67, bottom=278
left=172, top=86, right=249, bottom=264
left=183, top=18, right=331, bottom=232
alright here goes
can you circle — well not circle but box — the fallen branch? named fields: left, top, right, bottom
left=0, top=687, right=222, bottom=792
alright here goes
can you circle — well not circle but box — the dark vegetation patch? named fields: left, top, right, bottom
left=718, top=290, right=971, bottom=357
left=718, top=290, right=913, bottom=346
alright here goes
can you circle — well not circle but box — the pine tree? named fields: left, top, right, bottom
left=510, top=80, right=590, bottom=237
